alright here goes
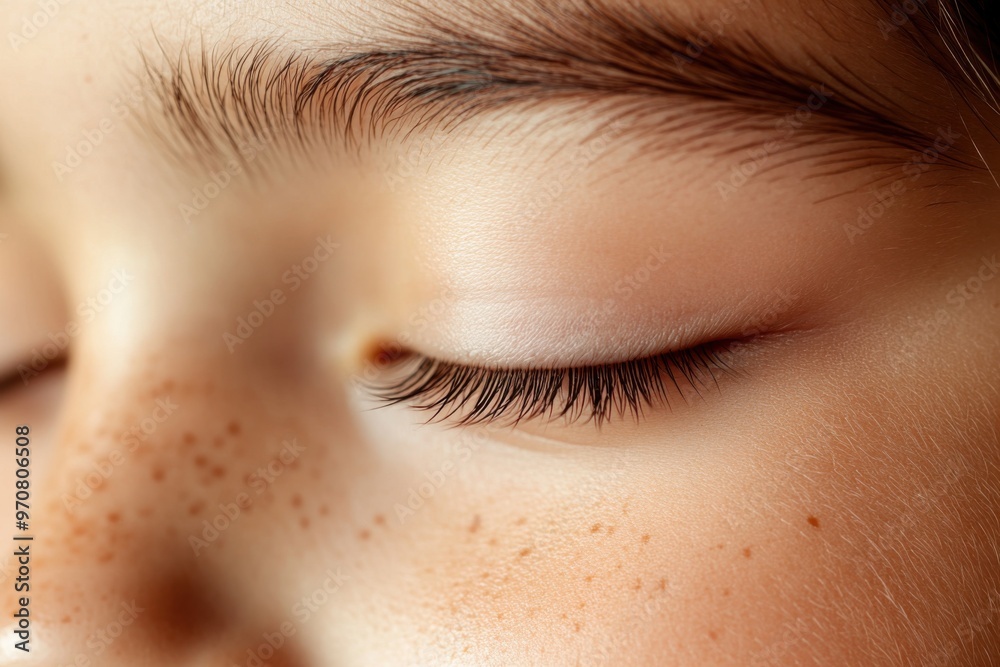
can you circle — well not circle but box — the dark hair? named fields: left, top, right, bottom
left=886, top=0, right=999, bottom=112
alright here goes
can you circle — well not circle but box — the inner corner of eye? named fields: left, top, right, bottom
left=359, top=339, right=412, bottom=370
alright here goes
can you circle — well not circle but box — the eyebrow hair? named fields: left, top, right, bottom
left=135, top=0, right=960, bottom=176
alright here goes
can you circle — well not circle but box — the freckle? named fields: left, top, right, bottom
left=807, top=515, right=820, bottom=528
left=72, top=525, right=88, bottom=536
left=497, top=613, right=504, bottom=620
left=590, top=523, right=601, bottom=533
left=97, top=552, right=114, bottom=563
left=518, top=547, right=532, bottom=558
left=210, top=466, right=226, bottom=479
left=560, top=612, right=567, bottom=619
left=359, top=529, right=371, bottom=540
left=584, top=575, right=594, bottom=583
left=300, top=517, right=310, bottom=529
left=194, top=455, right=208, bottom=468
left=106, top=512, right=121, bottom=524
left=578, top=601, right=586, bottom=609
left=709, top=630, right=719, bottom=641
left=188, top=501, right=204, bottom=516
left=291, top=494, right=303, bottom=508
left=374, top=514, right=385, bottom=525
left=488, top=538, right=498, bottom=546
left=481, top=571, right=490, bottom=579
left=723, top=588, right=731, bottom=596
left=658, top=578, right=667, bottom=591
left=161, top=379, right=175, bottom=391
left=61, top=615, right=72, bottom=624
left=182, top=432, right=197, bottom=447
left=516, top=517, right=526, bottom=526
left=574, top=622, right=581, bottom=632
left=616, top=562, right=623, bottom=570
left=606, top=525, right=616, bottom=535
left=632, top=578, right=643, bottom=591
left=742, top=547, right=752, bottom=558
left=468, top=514, right=481, bottom=533
left=226, top=420, right=242, bottom=435
left=319, top=505, right=329, bottom=517
left=151, top=467, right=165, bottom=482
left=715, top=543, right=724, bottom=550
left=641, top=534, right=650, bottom=544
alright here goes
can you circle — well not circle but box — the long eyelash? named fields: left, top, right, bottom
left=367, top=343, right=736, bottom=426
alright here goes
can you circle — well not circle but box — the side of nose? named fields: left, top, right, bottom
left=1, top=291, right=343, bottom=665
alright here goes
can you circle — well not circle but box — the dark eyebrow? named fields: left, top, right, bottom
left=136, top=0, right=954, bottom=176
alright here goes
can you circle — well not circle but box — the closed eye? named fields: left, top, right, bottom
left=365, top=341, right=739, bottom=427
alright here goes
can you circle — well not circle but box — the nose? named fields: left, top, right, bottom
left=0, top=245, right=353, bottom=666
left=7, top=352, right=323, bottom=665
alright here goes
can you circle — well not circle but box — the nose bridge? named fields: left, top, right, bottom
left=45, top=227, right=348, bottom=547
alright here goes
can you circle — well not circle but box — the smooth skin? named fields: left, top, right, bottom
left=0, top=0, right=999, bottom=665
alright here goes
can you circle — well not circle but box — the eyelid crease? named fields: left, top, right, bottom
left=0, top=370, right=21, bottom=396
left=0, top=355, right=66, bottom=398
left=364, top=342, right=738, bottom=428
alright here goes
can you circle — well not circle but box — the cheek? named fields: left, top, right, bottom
left=341, top=371, right=999, bottom=665
left=333, top=437, right=772, bottom=662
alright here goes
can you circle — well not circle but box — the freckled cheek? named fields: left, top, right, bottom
left=353, top=457, right=841, bottom=660
left=356, top=484, right=693, bottom=645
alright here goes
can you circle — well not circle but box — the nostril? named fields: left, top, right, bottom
left=126, top=566, right=324, bottom=667
left=137, top=566, right=229, bottom=647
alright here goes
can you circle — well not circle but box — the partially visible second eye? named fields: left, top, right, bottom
left=365, top=341, right=738, bottom=427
